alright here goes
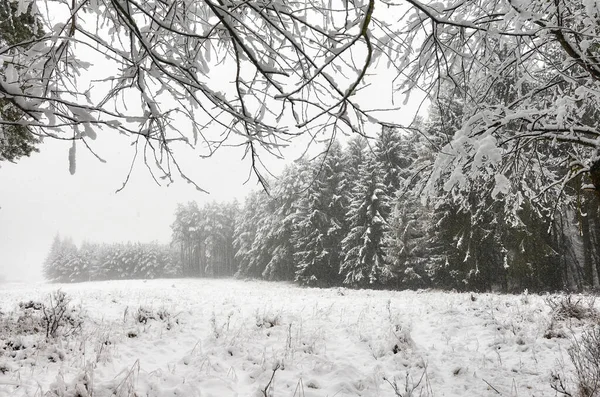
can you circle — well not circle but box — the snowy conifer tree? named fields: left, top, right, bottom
left=0, top=1, right=42, bottom=162
left=65, top=249, right=87, bottom=283
left=344, top=136, right=368, bottom=176
left=380, top=130, right=437, bottom=289
left=386, top=196, right=433, bottom=289
left=43, top=236, right=78, bottom=283
left=234, top=190, right=272, bottom=279
left=374, top=126, right=415, bottom=198
left=340, top=153, right=392, bottom=287
left=43, top=234, right=63, bottom=282
left=160, top=245, right=182, bottom=278
left=261, top=162, right=310, bottom=281
left=79, top=242, right=100, bottom=281
left=294, top=142, right=347, bottom=286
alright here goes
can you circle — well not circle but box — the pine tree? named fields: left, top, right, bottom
left=221, top=201, right=239, bottom=276
left=200, top=202, right=235, bottom=277
left=294, top=142, right=347, bottom=286
left=65, top=249, right=87, bottom=283
left=262, top=162, right=310, bottom=281
left=340, top=153, right=392, bottom=287
left=43, top=234, right=63, bottom=282
left=234, top=190, right=272, bottom=278
left=139, top=243, right=159, bottom=279
left=381, top=129, right=437, bottom=289
left=49, top=237, right=78, bottom=283
left=79, top=242, right=100, bottom=281
left=171, top=202, right=203, bottom=276
left=160, top=244, right=182, bottom=277
left=374, top=126, right=415, bottom=198
left=386, top=195, right=433, bottom=289
left=345, top=136, right=368, bottom=176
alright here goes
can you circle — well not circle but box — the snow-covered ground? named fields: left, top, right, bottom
left=0, top=279, right=590, bottom=396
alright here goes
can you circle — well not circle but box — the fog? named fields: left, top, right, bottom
left=0, top=130, right=283, bottom=282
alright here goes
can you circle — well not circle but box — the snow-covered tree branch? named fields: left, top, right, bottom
left=3, top=0, right=600, bottom=210
left=1, top=0, right=386, bottom=189
left=395, top=0, right=600, bottom=212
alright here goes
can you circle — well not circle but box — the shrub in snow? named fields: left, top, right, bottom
left=13, top=300, right=45, bottom=335
left=126, top=330, right=138, bottom=338
left=1, top=291, right=82, bottom=340
left=41, top=290, right=83, bottom=339
left=256, top=311, right=281, bottom=329
left=384, top=368, right=431, bottom=397
left=546, top=295, right=598, bottom=322
left=543, top=320, right=567, bottom=340
left=134, top=306, right=156, bottom=324
left=2, top=337, right=27, bottom=355
left=0, top=361, right=10, bottom=375
left=210, top=310, right=234, bottom=339
left=46, top=345, right=66, bottom=363
left=131, top=306, right=178, bottom=332
left=559, top=326, right=600, bottom=397
left=46, top=368, right=93, bottom=397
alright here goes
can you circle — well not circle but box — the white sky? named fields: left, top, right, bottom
left=0, top=131, right=287, bottom=281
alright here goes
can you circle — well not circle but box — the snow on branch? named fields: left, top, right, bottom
left=0, top=0, right=389, bottom=189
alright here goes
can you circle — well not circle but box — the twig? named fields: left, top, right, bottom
left=262, top=363, right=281, bottom=397
left=483, top=378, right=502, bottom=395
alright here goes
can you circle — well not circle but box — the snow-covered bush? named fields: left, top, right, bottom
left=132, top=305, right=178, bottom=331
left=0, top=291, right=82, bottom=340
left=554, top=325, right=600, bottom=397
left=40, top=290, right=82, bottom=339
left=134, top=306, right=156, bottom=324
left=45, top=367, right=93, bottom=397
left=255, top=311, right=281, bottom=329
left=546, top=295, right=598, bottom=322
left=569, top=326, right=600, bottom=397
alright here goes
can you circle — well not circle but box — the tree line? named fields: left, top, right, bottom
left=43, top=236, right=181, bottom=283
left=169, top=125, right=600, bottom=293
left=45, top=116, right=600, bottom=293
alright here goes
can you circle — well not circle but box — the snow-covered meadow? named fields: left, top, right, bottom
left=0, top=279, right=592, bottom=396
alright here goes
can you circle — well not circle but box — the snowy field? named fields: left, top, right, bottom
left=0, top=279, right=592, bottom=396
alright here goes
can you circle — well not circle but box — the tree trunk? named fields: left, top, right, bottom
left=581, top=210, right=596, bottom=289
left=590, top=159, right=600, bottom=197
left=585, top=161, right=600, bottom=289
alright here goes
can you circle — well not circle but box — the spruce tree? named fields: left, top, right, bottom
left=234, top=190, right=272, bottom=278
left=294, top=141, right=347, bottom=286
left=340, top=153, right=392, bottom=287
left=381, top=130, right=436, bottom=289
left=374, top=126, right=414, bottom=198
left=262, top=162, right=309, bottom=281
left=51, top=237, right=78, bottom=282
left=43, top=234, right=63, bottom=282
